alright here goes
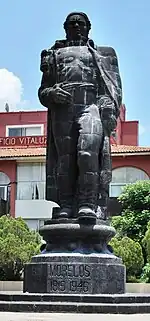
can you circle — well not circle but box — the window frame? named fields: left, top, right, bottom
left=6, top=124, right=44, bottom=137
left=109, top=183, right=127, bottom=198
left=0, top=185, right=8, bottom=201
left=16, top=163, right=46, bottom=201
left=109, top=166, right=149, bottom=197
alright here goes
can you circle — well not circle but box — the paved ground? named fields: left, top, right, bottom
left=0, top=313, right=150, bottom=321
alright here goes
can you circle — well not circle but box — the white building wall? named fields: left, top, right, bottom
left=15, top=200, right=59, bottom=230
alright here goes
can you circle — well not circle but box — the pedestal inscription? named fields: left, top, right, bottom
left=47, top=263, right=91, bottom=293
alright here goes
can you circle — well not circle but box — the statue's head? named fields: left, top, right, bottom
left=64, top=12, right=91, bottom=41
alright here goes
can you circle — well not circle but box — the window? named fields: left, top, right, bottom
left=0, top=172, right=10, bottom=185
left=110, top=167, right=149, bottom=197
left=0, top=172, right=10, bottom=213
left=25, top=219, right=45, bottom=231
left=7, top=125, right=43, bottom=137
left=17, top=163, right=46, bottom=200
left=0, top=186, right=7, bottom=200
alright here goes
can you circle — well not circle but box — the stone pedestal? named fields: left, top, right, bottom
left=24, top=253, right=125, bottom=294
left=24, top=219, right=126, bottom=294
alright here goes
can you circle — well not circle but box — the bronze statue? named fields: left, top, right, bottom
left=38, top=12, right=122, bottom=222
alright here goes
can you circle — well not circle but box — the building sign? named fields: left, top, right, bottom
left=0, top=136, right=47, bottom=148
left=0, top=135, right=115, bottom=148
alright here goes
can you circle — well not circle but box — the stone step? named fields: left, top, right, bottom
left=0, top=293, right=150, bottom=304
left=0, top=300, right=150, bottom=314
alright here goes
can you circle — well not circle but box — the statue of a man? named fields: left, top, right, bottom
left=38, top=12, right=122, bottom=221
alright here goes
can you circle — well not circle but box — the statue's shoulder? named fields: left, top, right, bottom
left=40, top=49, right=51, bottom=58
left=96, top=46, right=117, bottom=57
left=40, top=39, right=65, bottom=56
left=51, top=40, right=66, bottom=50
left=40, top=41, right=66, bottom=72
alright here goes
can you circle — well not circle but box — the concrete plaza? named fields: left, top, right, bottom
left=1, top=313, right=150, bottom=321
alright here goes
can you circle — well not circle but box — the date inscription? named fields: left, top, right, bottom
left=48, top=264, right=91, bottom=293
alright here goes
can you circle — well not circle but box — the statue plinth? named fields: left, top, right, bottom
left=23, top=219, right=125, bottom=294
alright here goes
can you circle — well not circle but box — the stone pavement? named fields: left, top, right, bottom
left=0, top=313, right=150, bottom=321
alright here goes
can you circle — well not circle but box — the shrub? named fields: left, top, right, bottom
left=109, top=236, right=144, bottom=282
left=142, top=221, right=150, bottom=264
left=0, top=215, right=41, bottom=280
left=140, top=263, right=150, bottom=283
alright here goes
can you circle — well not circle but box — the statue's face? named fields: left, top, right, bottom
left=66, top=14, right=89, bottom=41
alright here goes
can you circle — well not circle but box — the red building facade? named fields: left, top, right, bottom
left=0, top=105, right=149, bottom=227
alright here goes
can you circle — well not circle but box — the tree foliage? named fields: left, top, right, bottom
left=143, top=221, right=150, bottom=264
left=111, top=209, right=150, bottom=244
left=0, top=215, right=41, bottom=280
left=118, top=180, right=150, bottom=212
left=140, top=263, right=150, bottom=283
left=111, top=181, right=150, bottom=244
left=110, top=236, right=144, bottom=282
left=110, top=181, right=150, bottom=282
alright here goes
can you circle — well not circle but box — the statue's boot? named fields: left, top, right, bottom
left=77, top=170, right=98, bottom=224
left=78, top=206, right=97, bottom=224
left=58, top=207, right=72, bottom=219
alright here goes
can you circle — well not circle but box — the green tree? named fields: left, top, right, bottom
left=110, top=236, right=144, bottom=282
left=140, top=263, right=150, bottom=283
left=111, top=181, right=150, bottom=244
left=110, top=181, right=150, bottom=282
left=118, top=180, right=150, bottom=211
left=140, top=221, right=150, bottom=282
left=143, top=221, right=150, bottom=264
left=0, top=215, right=41, bottom=280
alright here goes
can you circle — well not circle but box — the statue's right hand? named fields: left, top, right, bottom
left=50, top=85, right=72, bottom=104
